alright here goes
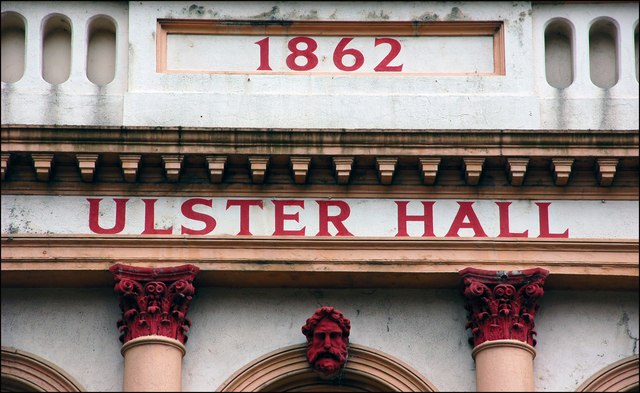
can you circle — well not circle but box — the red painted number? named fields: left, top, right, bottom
left=286, top=37, right=319, bottom=71
left=256, top=36, right=403, bottom=72
left=333, top=38, right=365, bottom=72
left=255, top=37, right=272, bottom=71
left=374, top=38, right=403, bottom=72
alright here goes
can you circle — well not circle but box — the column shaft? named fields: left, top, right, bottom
left=122, top=336, right=185, bottom=392
left=473, top=339, right=535, bottom=391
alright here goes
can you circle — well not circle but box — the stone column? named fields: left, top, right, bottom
left=459, top=267, right=549, bottom=392
left=110, top=264, right=200, bottom=392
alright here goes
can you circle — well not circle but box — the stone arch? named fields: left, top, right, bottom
left=218, top=343, right=438, bottom=392
left=1, top=346, right=84, bottom=392
left=577, top=355, right=639, bottom=392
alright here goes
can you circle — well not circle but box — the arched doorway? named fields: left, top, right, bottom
left=1, top=346, right=84, bottom=392
left=218, top=343, right=437, bottom=392
left=577, top=355, right=639, bottom=392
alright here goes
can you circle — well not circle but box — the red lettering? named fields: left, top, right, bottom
left=395, top=201, right=435, bottom=237
left=88, top=198, right=128, bottom=234
left=445, top=202, right=487, bottom=237
left=374, top=38, right=403, bottom=72
left=141, top=198, right=173, bottom=235
left=536, top=202, right=569, bottom=238
left=496, top=202, right=529, bottom=238
left=272, top=200, right=305, bottom=236
left=180, top=198, right=216, bottom=235
left=226, top=199, right=264, bottom=235
left=316, top=200, right=353, bottom=236
left=286, top=37, right=318, bottom=71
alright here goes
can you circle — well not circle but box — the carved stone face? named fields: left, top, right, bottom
left=306, top=317, right=348, bottom=377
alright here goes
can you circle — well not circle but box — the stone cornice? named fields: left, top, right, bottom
left=2, top=126, right=638, bottom=157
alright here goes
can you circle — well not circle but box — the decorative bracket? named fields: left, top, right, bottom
left=161, top=155, right=183, bottom=183
left=463, top=158, right=485, bottom=186
left=376, top=157, right=398, bottom=185
left=31, top=153, right=54, bottom=181
left=419, top=157, right=440, bottom=185
left=290, top=156, right=311, bottom=184
left=333, top=156, right=354, bottom=185
left=109, top=263, right=200, bottom=345
left=76, top=153, right=99, bottom=182
left=595, top=158, right=618, bottom=187
left=551, top=158, right=574, bottom=186
left=459, top=267, right=549, bottom=348
left=206, top=155, right=227, bottom=183
left=119, top=154, right=141, bottom=183
left=249, top=156, right=269, bottom=184
left=1, top=153, right=9, bottom=181
left=506, top=158, right=529, bottom=186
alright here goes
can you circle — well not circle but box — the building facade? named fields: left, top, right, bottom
left=1, top=1, right=639, bottom=391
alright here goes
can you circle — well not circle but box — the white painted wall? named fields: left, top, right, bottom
left=1, top=288, right=638, bottom=391
left=0, top=1, right=128, bottom=126
left=532, top=2, right=640, bottom=130
left=1, top=1, right=637, bottom=129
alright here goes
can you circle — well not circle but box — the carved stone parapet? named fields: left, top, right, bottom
left=119, top=154, right=141, bottom=183
left=376, top=157, right=397, bottom=185
left=206, top=155, right=227, bottom=183
left=31, top=153, right=54, bottom=181
left=595, top=158, right=618, bottom=187
left=551, top=158, right=574, bottom=186
left=418, top=157, right=440, bottom=185
left=506, top=158, right=529, bottom=186
left=1, top=153, right=9, bottom=181
left=109, top=263, right=200, bottom=345
left=161, top=155, right=184, bottom=183
left=459, top=267, right=549, bottom=348
left=333, top=156, right=354, bottom=185
left=76, top=153, right=99, bottom=182
left=290, top=156, right=311, bottom=184
left=463, top=158, right=485, bottom=186
left=249, top=156, right=269, bottom=184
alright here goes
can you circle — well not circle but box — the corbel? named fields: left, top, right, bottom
left=290, top=156, right=311, bottom=184
left=419, top=157, right=441, bottom=185
left=119, top=154, right=141, bottom=183
left=161, top=154, right=183, bottom=183
left=551, top=158, right=574, bottom=186
left=249, top=156, right=269, bottom=184
left=206, top=155, right=227, bottom=183
left=463, top=157, right=485, bottom=186
left=76, top=153, right=99, bottom=182
left=376, top=157, right=398, bottom=185
left=31, top=153, right=54, bottom=181
left=332, top=156, right=354, bottom=185
left=595, top=158, right=618, bottom=187
left=1, top=153, right=9, bottom=181
left=506, top=158, right=529, bottom=186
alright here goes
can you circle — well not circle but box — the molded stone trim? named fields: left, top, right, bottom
left=1, top=346, right=85, bottom=392
left=577, top=355, right=639, bottom=392
left=218, top=343, right=438, bottom=392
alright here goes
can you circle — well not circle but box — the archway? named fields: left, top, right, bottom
left=218, top=343, right=437, bottom=392
left=577, top=355, right=639, bottom=392
left=1, top=346, right=84, bottom=392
